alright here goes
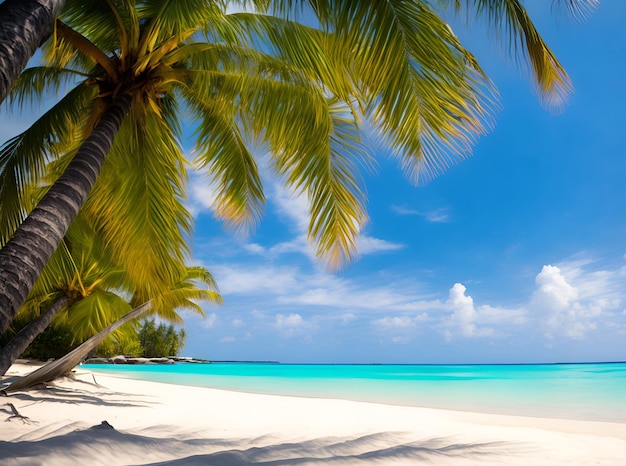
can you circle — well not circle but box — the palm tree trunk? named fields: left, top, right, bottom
left=0, top=295, right=69, bottom=376
left=3, top=301, right=152, bottom=393
left=0, top=0, right=65, bottom=104
left=0, top=95, right=131, bottom=336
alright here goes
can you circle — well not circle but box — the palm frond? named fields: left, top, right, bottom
left=0, top=83, right=94, bottom=245
left=7, top=66, right=86, bottom=110
left=17, top=290, right=64, bottom=322
left=189, top=90, right=265, bottom=234
left=211, top=12, right=354, bottom=100
left=552, top=0, right=598, bottom=22
left=265, top=94, right=369, bottom=268
left=137, top=0, right=223, bottom=52
left=306, top=99, right=370, bottom=268
left=148, top=266, right=222, bottom=322
left=453, top=0, right=573, bottom=110
left=321, top=0, right=496, bottom=185
left=82, top=100, right=192, bottom=295
left=60, top=0, right=124, bottom=57
left=63, top=289, right=132, bottom=342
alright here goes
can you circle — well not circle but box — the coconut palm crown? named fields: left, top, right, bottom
left=0, top=0, right=595, bottom=335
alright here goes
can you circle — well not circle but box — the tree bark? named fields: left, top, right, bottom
left=0, top=95, right=131, bottom=336
left=0, top=0, right=65, bottom=104
left=0, top=295, right=69, bottom=376
left=3, top=301, right=152, bottom=393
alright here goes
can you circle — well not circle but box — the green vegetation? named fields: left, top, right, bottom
left=95, top=320, right=186, bottom=358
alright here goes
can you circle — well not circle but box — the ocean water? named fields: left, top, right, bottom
left=82, top=362, right=626, bottom=423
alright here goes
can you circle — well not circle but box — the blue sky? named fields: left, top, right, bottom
left=3, top=2, right=626, bottom=364
left=184, top=2, right=626, bottom=364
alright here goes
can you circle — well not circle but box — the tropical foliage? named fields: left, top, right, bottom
left=2, top=320, right=76, bottom=361
left=0, top=0, right=596, bottom=336
left=137, top=319, right=186, bottom=358
left=0, top=197, right=220, bottom=374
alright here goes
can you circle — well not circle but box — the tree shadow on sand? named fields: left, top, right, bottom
left=2, top=378, right=158, bottom=409
left=1, top=421, right=528, bottom=465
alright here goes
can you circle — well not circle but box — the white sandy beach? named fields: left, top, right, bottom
left=2, top=361, right=626, bottom=465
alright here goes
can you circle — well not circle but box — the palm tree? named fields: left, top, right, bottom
left=0, top=0, right=66, bottom=104
left=3, top=265, right=221, bottom=392
left=0, top=214, right=128, bottom=375
left=0, top=0, right=595, bottom=336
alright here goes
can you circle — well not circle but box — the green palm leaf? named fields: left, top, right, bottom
left=0, top=83, right=94, bottom=245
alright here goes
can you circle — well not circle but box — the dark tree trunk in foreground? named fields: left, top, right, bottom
left=0, top=0, right=65, bottom=104
left=0, top=295, right=69, bottom=376
left=0, top=96, right=131, bottom=336
left=3, top=301, right=151, bottom=393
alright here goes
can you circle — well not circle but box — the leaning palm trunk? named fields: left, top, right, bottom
left=2, top=301, right=151, bottom=393
left=0, top=0, right=64, bottom=104
left=0, top=295, right=70, bottom=376
left=0, top=95, right=131, bottom=336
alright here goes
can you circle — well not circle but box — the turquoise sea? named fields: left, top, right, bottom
left=82, top=362, right=626, bottom=423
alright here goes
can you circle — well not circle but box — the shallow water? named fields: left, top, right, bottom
left=82, top=362, right=626, bottom=422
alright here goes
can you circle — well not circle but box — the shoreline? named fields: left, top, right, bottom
left=3, top=362, right=626, bottom=465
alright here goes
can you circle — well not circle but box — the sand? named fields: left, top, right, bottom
left=2, top=361, right=626, bottom=465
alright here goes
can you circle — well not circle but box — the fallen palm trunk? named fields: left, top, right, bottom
left=2, top=301, right=151, bottom=393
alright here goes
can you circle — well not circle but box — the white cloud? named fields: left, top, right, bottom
left=243, top=243, right=266, bottom=255
left=187, top=172, right=219, bottom=218
left=374, top=316, right=416, bottom=329
left=209, top=262, right=436, bottom=315
left=211, top=264, right=301, bottom=295
left=391, top=336, right=411, bottom=344
left=274, top=313, right=313, bottom=337
left=271, top=182, right=310, bottom=233
left=443, top=283, right=496, bottom=340
left=232, top=318, right=244, bottom=328
left=372, top=312, right=429, bottom=344
left=373, top=312, right=429, bottom=329
left=220, top=336, right=236, bottom=343
left=357, top=236, right=404, bottom=254
left=533, top=265, right=578, bottom=311
left=531, top=263, right=621, bottom=339
left=275, top=313, right=305, bottom=328
left=202, top=313, right=218, bottom=329
left=391, top=205, right=451, bottom=223
left=203, top=246, right=625, bottom=345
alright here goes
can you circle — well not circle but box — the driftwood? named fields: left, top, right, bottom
left=2, top=302, right=152, bottom=393
left=4, top=402, right=33, bottom=423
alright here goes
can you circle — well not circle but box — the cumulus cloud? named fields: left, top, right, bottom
left=232, top=318, right=244, bottom=328
left=533, top=265, right=578, bottom=311
left=531, top=264, right=617, bottom=339
left=443, top=284, right=495, bottom=340
left=220, top=336, right=235, bottom=343
left=275, top=313, right=311, bottom=336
